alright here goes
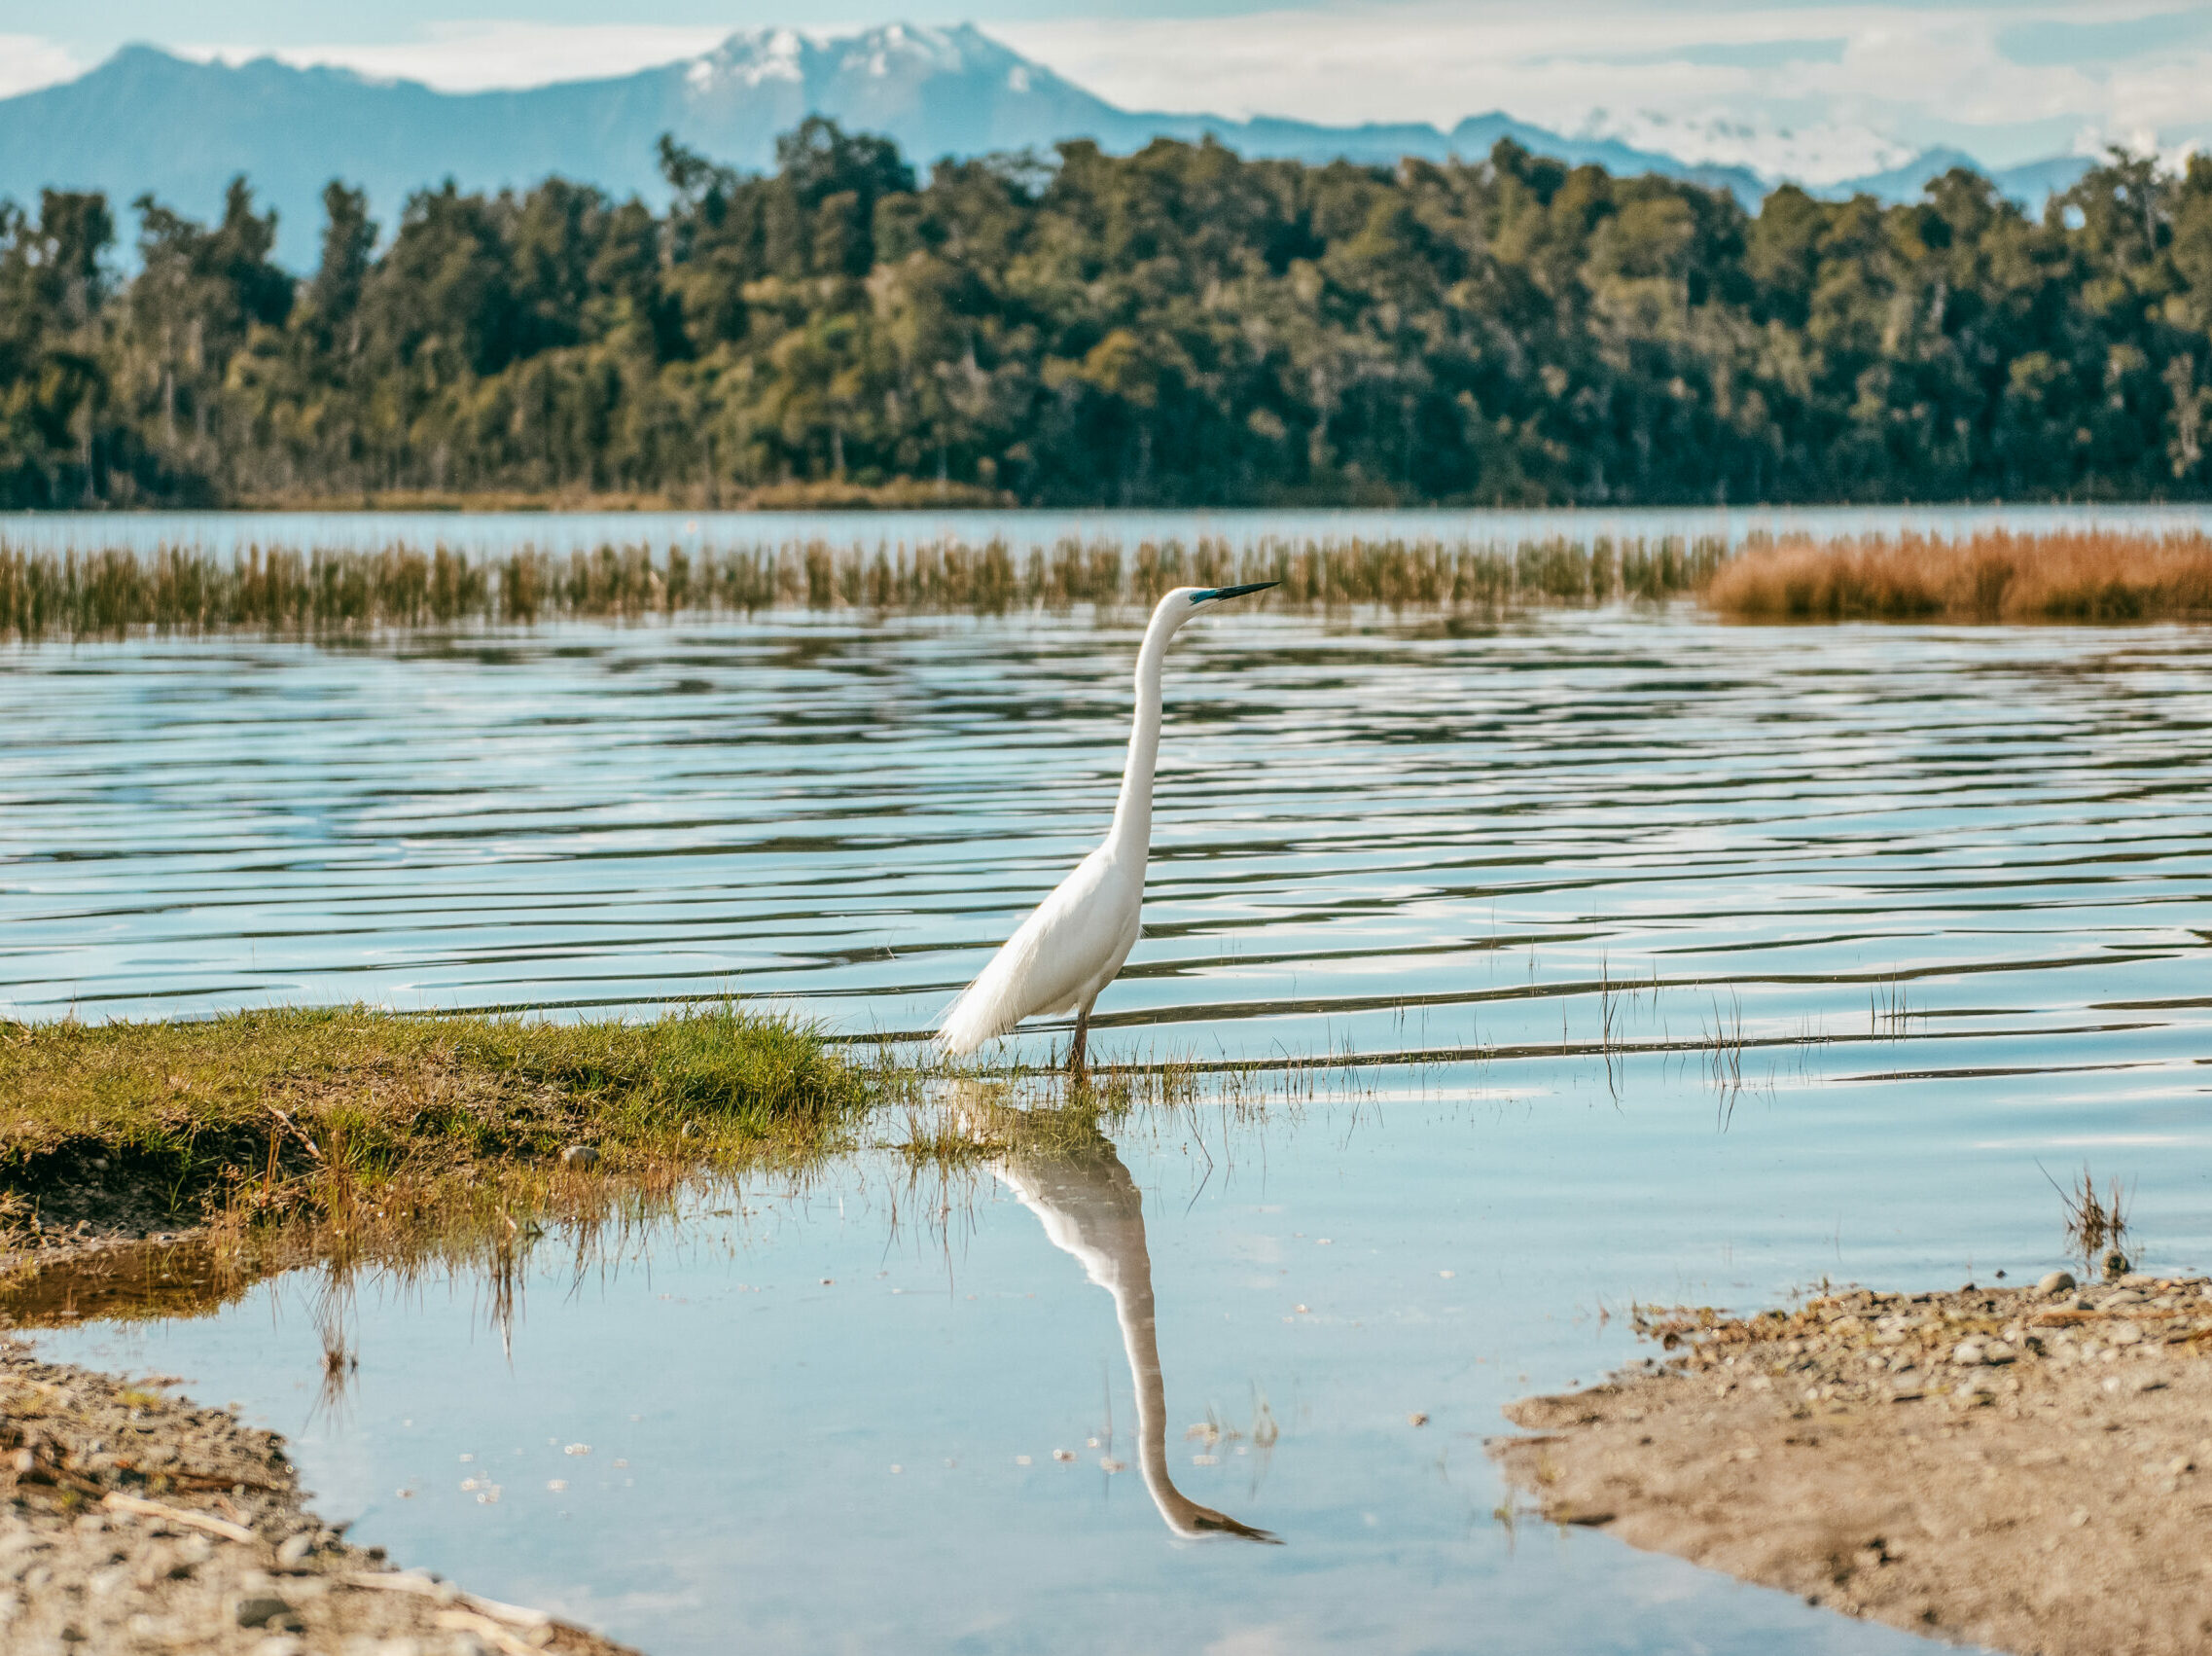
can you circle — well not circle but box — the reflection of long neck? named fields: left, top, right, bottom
left=1107, top=609, right=1175, bottom=864
left=992, top=1130, right=1274, bottom=1543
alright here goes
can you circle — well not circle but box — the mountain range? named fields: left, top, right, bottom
left=0, top=22, right=2095, bottom=270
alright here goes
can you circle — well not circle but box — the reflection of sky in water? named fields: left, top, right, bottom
left=44, top=1078, right=2105, bottom=1656
left=10, top=595, right=2210, bottom=1651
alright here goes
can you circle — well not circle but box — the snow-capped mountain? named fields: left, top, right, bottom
left=0, top=22, right=2089, bottom=270
left=1577, top=109, right=1916, bottom=192
left=663, top=24, right=1122, bottom=161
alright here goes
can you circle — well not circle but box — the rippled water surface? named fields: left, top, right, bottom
left=13, top=599, right=2212, bottom=1654
left=8, top=606, right=2208, bottom=1068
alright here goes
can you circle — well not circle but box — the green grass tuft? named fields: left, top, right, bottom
left=0, top=1004, right=875, bottom=1235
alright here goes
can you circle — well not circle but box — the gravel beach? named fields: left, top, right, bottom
left=1490, top=1274, right=2212, bottom=1655
left=0, top=1335, right=636, bottom=1656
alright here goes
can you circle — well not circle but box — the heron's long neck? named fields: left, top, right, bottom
left=1108, top=617, right=1172, bottom=859
left=993, top=1159, right=1189, bottom=1531
left=1109, top=1261, right=1185, bottom=1525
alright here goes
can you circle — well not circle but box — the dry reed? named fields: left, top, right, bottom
left=0, top=532, right=1720, bottom=641
left=2044, top=1161, right=2131, bottom=1269
left=1704, top=528, right=2212, bottom=623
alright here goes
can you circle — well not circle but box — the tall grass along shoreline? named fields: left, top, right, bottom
left=0, top=533, right=1719, bottom=640
left=5, top=527, right=2208, bottom=640
left=1706, top=528, right=2212, bottom=623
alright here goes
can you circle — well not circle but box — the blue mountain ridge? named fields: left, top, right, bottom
left=0, top=23, right=2090, bottom=270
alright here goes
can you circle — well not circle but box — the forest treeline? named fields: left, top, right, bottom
left=6, top=119, right=2212, bottom=509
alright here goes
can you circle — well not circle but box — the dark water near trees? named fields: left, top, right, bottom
left=13, top=592, right=2212, bottom=1653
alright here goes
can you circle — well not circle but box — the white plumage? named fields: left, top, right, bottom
left=938, top=580, right=1275, bottom=1070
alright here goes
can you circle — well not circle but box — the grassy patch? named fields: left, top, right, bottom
left=0, top=1004, right=880, bottom=1240
left=1703, top=529, right=2212, bottom=623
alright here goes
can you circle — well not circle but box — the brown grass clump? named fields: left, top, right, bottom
left=1704, top=528, right=2212, bottom=623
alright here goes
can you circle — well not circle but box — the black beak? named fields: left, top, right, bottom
left=1195, top=581, right=1279, bottom=603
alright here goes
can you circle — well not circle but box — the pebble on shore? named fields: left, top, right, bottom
left=1493, top=1271, right=2212, bottom=1656
left=1623, top=1270, right=2212, bottom=1412
left=0, top=1336, right=637, bottom=1656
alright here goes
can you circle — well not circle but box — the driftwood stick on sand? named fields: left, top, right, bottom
left=435, top=1606, right=548, bottom=1656
left=344, top=1569, right=553, bottom=1628
left=101, top=1491, right=256, bottom=1543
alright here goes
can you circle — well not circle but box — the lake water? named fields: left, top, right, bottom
left=11, top=589, right=2212, bottom=1654
left=8, top=500, right=2212, bottom=558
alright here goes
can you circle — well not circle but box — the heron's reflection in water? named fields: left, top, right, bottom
left=981, top=1104, right=1279, bottom=1544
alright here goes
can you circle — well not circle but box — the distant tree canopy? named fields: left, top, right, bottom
left=6, top=117, right=2212, bottom=509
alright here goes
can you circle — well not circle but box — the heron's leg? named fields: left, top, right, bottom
left=1068, top=1001, right=1092, bottom=1083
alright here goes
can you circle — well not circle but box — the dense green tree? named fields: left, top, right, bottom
left=0, top=190, right=115, bottom=503
left=7, top=123, right=2212, bottom=508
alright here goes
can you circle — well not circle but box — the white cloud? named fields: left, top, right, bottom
left=1583, top=110, right=1910, bottom=187
left=0, top=34, right=83, bottom=98
left=179, top=22, right=735, bottom=93
left=993, top=0, right=2212, bottom=176
left=2101, top=53, right=2212, bottom=146
left=1001, top=4, right=1848, bottom=125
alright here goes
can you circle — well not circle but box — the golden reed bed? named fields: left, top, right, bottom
left=1705, top=529, right=2212, bottom=623
left=0, top=534, right=1719, bottom=640
left=5, top=528, right=2210, bottom=639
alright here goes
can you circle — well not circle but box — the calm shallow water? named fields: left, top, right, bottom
left=43, top=1100, right=2016, bottom=1656
left=11, top=598, right=2212, bottom=1653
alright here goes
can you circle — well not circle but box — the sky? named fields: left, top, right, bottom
left=4, top=2, right=2210, bottom=179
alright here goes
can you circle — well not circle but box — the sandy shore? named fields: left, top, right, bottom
left=1, top=1335, right=635, bottom=1656
left=1489, top=1274, right=2212, bottom=1655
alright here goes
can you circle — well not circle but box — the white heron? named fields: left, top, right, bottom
left=937, top=581, right=1277, bottom=1074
